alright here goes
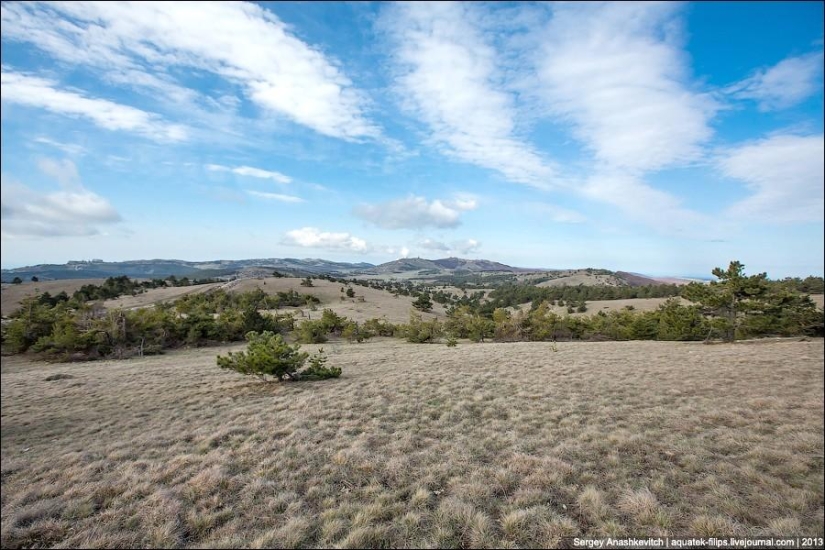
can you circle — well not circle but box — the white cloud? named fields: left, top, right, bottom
left=207, top=164, right=292, bottom=184
left=1, top=69, right=187, bottom=142
left=1, top=2, right=379, bottom=141
left=717, top=134, right=824, bottom=223
left=383, top=2, right=555, bottom=189
left=726, top=52, right=823, bottom=111
left=534, top=203, right=587, bottom=224
left=451, top=239, right=481, bottom=255
left=583, top=171, right=715, bottom=236
left=246, top=190, right=304, bottom=203
left=418, top=238, right=481, bottom=256
left=355, top=195, right=478, bottom=230
left=37, top=158, right=81, bottom=189
left=33, top=137, right=87, bottom=156
left=529, top=2, right=723, bottom=235
left=282, top=227, right=368, bottom=252
left=419, top=239, right=450, bottom=251
left=536, top=2, right=718, bottom=173
left=1, top=164, right=121, bottom=238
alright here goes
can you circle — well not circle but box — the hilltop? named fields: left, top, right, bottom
left=1, top=256, right=698, bottom=286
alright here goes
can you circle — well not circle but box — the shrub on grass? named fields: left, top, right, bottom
left=217, top=331, right=308, bottom=382
left=217, top=331, right=342, bottom=382
left=301, top=348, right=342, bottom=380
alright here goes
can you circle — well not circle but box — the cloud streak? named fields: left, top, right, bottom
left=726, top=52, right=824, bottom=111
left=383, top=2, right=555, bottom=189
left=419, top=238, right=481, bottom=255
left=536, top=2, right=717, bottom=173
left=1, top=1, right=380, bottom=141
left=1, top=160, right=122, bottom=239
left=355, top=195, right=478, bottom=230
left=718, top=133, right=824, bottom=223
left=207, top=164, right=292, bottom=184
left=246, top=191, right=304, bottom=203
left=282, top=227, right=368, bottom=252
left=1, top=69, right=187, bottom=142
left=531, top=2, right=721, bottom=234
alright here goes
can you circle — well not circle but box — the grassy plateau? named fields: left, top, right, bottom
left=1, top=338, right=823, bottom=548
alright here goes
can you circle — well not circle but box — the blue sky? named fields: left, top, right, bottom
left=1, top=1, right=822, bottom=278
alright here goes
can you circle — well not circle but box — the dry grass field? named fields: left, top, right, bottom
left=103, top=284, right=223, bottom=310
left=534, top=274, right=623, bottom=287
left=1, top=338, right=822, bottom=548
left=99, top=278, right=447, bottom=324
left=511, top=295, right=824, bottom=318
left=1, top=280, right=107, bottom=317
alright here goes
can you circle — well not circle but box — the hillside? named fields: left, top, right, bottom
left=0, top=258, right=376, bottom=282
left=100, top=277, right=447, bottom=325
left=1, top=279, right=108, bottom=317
left=2, top=256, right=718, bottom=289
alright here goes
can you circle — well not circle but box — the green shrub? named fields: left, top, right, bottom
left=342, top=321, right=369, bottom=343
left=402, top=312, right=443, bottom=343
left=412, top=293, right=433, bottom=312
left=217, top=331, right=308, bottom=382
left=363, top=317, right=396, bottom=337
left=296, top=320, right=328, bottom=344
left=301, top=348, right=342, bottom=380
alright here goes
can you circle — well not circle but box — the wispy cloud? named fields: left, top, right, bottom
left=582, top=171, right=712, bottom=235
left=418, top=238, right=450, bottom=251
left=33, top=137, right=87, bottom=156
left=1, top=69, right=187, bottom=141
left=246, top=190, right=304, bottom=203
left=718, top=133, right=824, bottom=223
left=532, top=203, right=588, bottom=224
left=419, top=238, right=481, bottom=255
left=1, top=160, right=121, bottom=238
left=532, top=2, right=719, bottom=234
left=282, top=227, right=368, bottom=252
left=354, top=195, right=478, bottom=230
left=726, top=52, right=824, bottom=111
left=1, top=2, right=380, bottom=141
left=383, top=2, right=555, bottom=189
left=207, top=164, right=292, bottom=184
left=36, top=158, right=81, bottom=189
left=536, top=2, right=717, bottom=174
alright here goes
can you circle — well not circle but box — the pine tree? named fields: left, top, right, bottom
left=681, top=261, right=769, bottom=342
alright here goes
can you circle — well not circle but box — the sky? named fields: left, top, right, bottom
left=1, top=1, right=823, bottom=278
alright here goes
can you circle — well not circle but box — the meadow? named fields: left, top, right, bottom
left=1, top=337, right=822, bottom=548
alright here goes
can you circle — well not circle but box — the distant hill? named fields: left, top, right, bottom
left=615, top=271, right=704, bottom=286
left=365, top=257, right=522, bottom=276
left=0, top=258, right=376, bottom=282
left=1, top=256, right=703, bottom=286
left=614, top=271, right=661, bottom=287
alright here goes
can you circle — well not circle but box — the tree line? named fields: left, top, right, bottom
left=2, top=262, right=822, bottom=363
left=0, top=287, right=317, bottom=361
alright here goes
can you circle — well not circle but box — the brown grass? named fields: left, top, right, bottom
left=244, top=277, right=448, bottom=324
left=1, top=339, right=823, bottom=548
left=1, top=279, right=107, bottom=317
left=100, top=277, right=448, bottom=324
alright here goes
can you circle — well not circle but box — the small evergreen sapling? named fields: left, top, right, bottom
left=217, top=331, right=341, bottom=382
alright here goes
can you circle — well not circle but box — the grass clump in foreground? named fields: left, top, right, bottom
left=217, top=331, right=340, bottom=382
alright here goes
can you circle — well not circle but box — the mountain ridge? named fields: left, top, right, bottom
left=1, top=256, right=697, bottom=284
